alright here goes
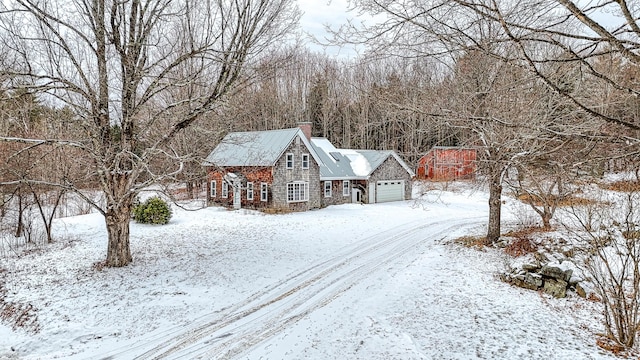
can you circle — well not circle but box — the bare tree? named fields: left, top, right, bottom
left=565, top=189, right=640, bottom=349
left=411, top=47, right=571, bottom=243
left=0, top=0, right=299, bottom=266
left=332, top=0, right=636, bottom=242
left=508, top=162, right=570, bottom=230
left=342, top=0, right=640, bottom=133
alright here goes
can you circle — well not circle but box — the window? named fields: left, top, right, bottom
left=247, top=182, right=254, bottom=201
left=343, top=180, right=350, bottom=196
left=287, top=182, right=309, bottom=202
left=210, top=180, right=217, bottom=198
left=286, top=153, right=294, bottom=169
left=261, top=183, right=268, bottom=202
left=324, top=181, right=332, bottom=198
left=222, top=181, right=228, bottom=198
left=301, top=154, right=309, bottom=169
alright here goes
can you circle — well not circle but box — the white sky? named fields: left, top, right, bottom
left=297, top=0, right=358, bottom=58
left=296, top=1, right=628, bottom=58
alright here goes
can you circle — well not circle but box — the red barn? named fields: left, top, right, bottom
left=416, top=146, right=477, bottom=180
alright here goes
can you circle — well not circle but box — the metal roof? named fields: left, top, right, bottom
left=310, top=138, right=415, bottom=179
left=354, top=150, right=416, bottom=178
left=310, top=138, right=362, bottom=179
left=203, top=129, right=414, bottom=178
left=203, top=128, right=321, bottom=167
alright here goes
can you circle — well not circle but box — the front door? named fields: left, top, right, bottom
left=352, top=188, right=361, bottom=203
left=233, top=181, right=241, bottom=209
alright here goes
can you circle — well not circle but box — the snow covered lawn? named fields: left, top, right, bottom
left=0, top=185, right=615, bottom=359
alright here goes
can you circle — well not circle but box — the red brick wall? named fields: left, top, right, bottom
left=206, top=167, right=274, bottom=208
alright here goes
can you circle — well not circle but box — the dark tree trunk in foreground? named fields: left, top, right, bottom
left=486, top=175, right=502, bottom=244
left=106, top=209, right=133, bottom=267
left=104, top=173, right=135, bottom=266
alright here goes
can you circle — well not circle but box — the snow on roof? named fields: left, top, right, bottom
left=310, top=138, right=413, bottom=179
left=205, top=131, right=413, bottom=179
left=338, top=149, right=372, bottom=177
left=310, top=138, right=360, bottom=179
left=355, top=150, right=416, bottom=178
left=311, top=138, right=337, bottom=159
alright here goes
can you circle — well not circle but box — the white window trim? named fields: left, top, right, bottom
left=342, top=180, right=350, bottom=196
left=324, top=180, right=332, bottom=198
left=210, top=180, right=217, bottom=198
left=301, top=153, right=309, bottom=169
left=222, top=181, right=228, bottom=198
left=286, top=153, right=294, bottom=169
left=247, top=182, right=254, bottom=201
left=287, top=181, right=309, bottom=203
left=261, top=182, right=268, bottom=202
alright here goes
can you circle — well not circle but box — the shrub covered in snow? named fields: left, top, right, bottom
left=132, top=197, right=172, bottom=225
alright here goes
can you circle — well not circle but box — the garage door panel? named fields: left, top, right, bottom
left=376, top=180, right=404, bottom=203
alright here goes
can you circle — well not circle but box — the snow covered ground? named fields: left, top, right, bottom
left=0, top=183, right=616, bottom=359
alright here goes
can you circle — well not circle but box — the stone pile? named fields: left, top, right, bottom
left=501, top=263, right=580, bottom=298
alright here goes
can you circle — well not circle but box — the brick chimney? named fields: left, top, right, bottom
left=298, top=121, right=312, bottom=140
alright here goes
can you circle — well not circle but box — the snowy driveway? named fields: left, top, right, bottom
left=121, top=218, right=482, bottom=359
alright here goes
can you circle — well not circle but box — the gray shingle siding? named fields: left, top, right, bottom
left=321, top=180, right=353, bottom=207
left=271, top=136, right=321, bottom=210
left=369, top=156, right=413, bottom=200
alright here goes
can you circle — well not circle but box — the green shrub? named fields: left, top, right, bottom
left=132, top=196, right=172, bottom=225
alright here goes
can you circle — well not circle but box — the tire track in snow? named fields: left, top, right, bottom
left=125, top=219, right=425, bottom=359
left=97, top=219, right=424, bottom=359
left=128, top=217, right=483, bottom=360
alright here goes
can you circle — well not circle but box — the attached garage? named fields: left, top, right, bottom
left=376, top=180, right=405, bottom=203
left=310, top=141, right=415, bottom=206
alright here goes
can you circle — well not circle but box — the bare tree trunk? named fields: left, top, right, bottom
left=0, top=0, right=302, bottom=267
left=15, top=187, right=23, bottom=238
left=103, top=172, right=135, bottom=266
left=486, top=174, right=502, bottom=244
left=541, top=212, right=552, bottom=230
left=105, top=208, right=132, bottom=267
left=186, top=181, right=194, bottom=200
left=44, top=190, right=65, bottom=244
left=28, top=185, right=66, bottom=244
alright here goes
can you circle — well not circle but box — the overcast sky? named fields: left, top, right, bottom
left=297, top=0, right=358, bottom=58
left=295, top=1, right=627, bottom=58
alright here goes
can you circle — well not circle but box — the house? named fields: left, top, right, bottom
left=203, top=123, right=415, bottom=211
left=416, top=146, right=477, bottom=181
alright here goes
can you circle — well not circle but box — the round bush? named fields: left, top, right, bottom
left=132, top=196, right=172, bottom=225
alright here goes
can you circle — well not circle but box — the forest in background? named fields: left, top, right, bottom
left=4, top=44, right=636, bottom=180
left=1, top=43, right=637, bottom=241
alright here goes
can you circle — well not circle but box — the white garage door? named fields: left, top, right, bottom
left=376, top=180, right=404, bottom=203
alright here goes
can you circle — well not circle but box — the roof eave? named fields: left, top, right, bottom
left=366, top=151, right=415, bottom=178
left=320, top=176, right=369, bottom=181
